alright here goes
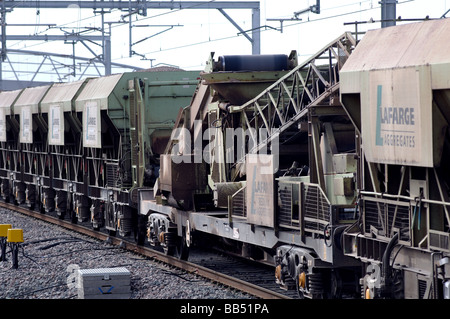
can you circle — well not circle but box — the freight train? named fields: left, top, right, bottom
left=0, top=69, right=199, bottom=237
left=1, top=18, right=450, bottom=299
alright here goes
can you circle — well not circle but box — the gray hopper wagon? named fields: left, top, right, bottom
left=0, top=70, right=199, bottom=237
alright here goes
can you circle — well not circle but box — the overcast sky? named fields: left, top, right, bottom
left=2, top=0, right=450, bottom=82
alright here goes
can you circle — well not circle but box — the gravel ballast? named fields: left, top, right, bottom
left=0, top=209, right=252, bottom=299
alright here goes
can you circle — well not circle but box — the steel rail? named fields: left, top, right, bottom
left=0, top=201, right=291, bottom=299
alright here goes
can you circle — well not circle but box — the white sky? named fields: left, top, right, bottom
left=3, top=0, right=450, bottom=81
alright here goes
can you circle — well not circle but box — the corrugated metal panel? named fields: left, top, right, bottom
left=75, top=73, right=122, bottom=111
left=41, top=79, right=87, bottom=112
left=13, top=84, right=52, bottom=114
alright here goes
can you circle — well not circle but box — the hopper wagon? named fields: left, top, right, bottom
left=340, top=18, right=450, bottom=299
left=0, top=70, right=199, bottom=238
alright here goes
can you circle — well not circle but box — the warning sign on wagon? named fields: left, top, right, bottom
left=49, top=104, right=64, bottom=145
left=246, top=154, right=275, bottom=227
left=83, top=101, right=101, bottom=148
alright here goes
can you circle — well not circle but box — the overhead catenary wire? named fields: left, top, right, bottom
left=2, top=0, right=227, bottom=78
left=5, top=0, right=356, bottom=56
left=139, top=0, right=417, bottom=57
left=1, top=0, right=441, bottom=77
left=7, top=0, right=218, bottom=51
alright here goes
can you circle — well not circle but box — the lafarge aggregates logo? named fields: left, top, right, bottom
left=364, top=66, right=433, bottom=167
left=375, top=84, right=416, bottom=149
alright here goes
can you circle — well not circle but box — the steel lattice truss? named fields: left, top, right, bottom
left=226, top=33, right=357, bottom=187
left=0, top=1, right=261, bottom=90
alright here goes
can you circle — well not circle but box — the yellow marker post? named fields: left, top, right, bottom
left=0, top=224, right=12, bottom=237
left=7, top=229, right=23, bottom=243
left=7, top=228, right=23, bottom=269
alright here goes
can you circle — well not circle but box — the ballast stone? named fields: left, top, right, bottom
left=77, top=267, right=131, bottom=299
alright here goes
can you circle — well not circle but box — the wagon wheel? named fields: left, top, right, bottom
left=163, top=228, right=190, bottom=261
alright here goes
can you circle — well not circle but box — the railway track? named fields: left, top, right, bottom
left=189, top=248, right=299, bottom=299
left=0, top=201, right=292, bottom=299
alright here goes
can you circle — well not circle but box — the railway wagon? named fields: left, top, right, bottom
left=8, top=85, right=52, bottom=209
left=0, top=88, right=25, bottom=203
left=39, top=79, right=89, bottom=220
left=340, top=18, right=450, bottom=299
left=0, top=69, right=199, bottom=237
left=71, top=70, right=199, bottom=236
left=139, top=35, right=364, bottom=299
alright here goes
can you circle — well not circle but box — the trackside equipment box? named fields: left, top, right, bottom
left=77, top=267, right=131, bottom=299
